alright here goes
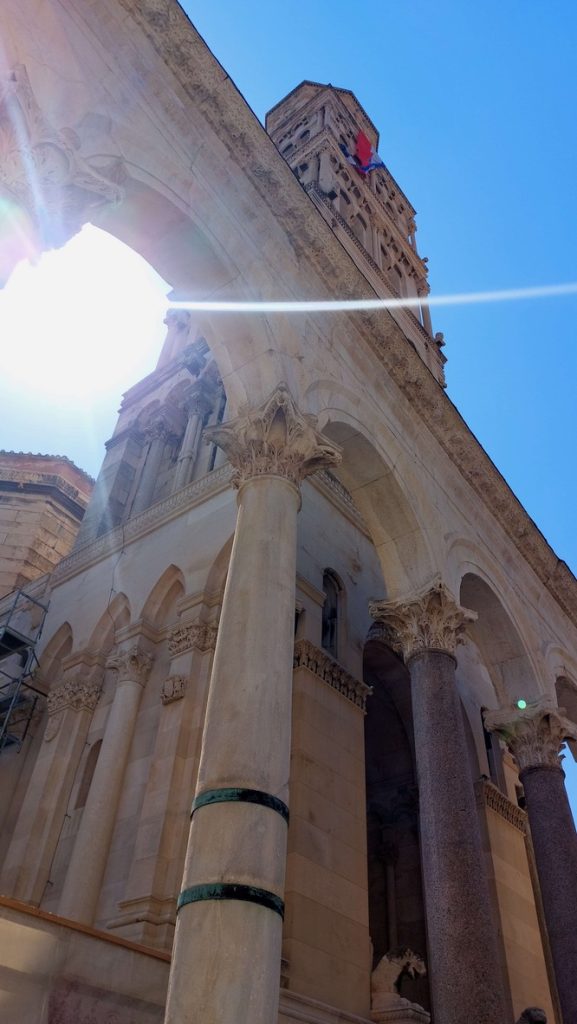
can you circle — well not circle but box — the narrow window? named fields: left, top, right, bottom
left=322, top=571, right=340, bottom=658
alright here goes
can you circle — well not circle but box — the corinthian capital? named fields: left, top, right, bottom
left=369, top=578, right=477, bottom=662
left=484, top=697, right=577, bottom=773
left=107, top=646, right=153, bottom=686
left=204, top=383, right=341, bottom=488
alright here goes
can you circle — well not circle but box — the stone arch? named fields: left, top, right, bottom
left=38, top=621, right=73, bottom=680
left=459, top=572, right=539, bottom=705
left=86, top=593, right=131, bottom=655
left=312, top=401, right=437, bottom=598
left=202, top=536, right=234, bottom=615
left=140, top=564, right=185, bottom=628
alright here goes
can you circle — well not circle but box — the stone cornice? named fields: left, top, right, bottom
left=480, top=779, right=527, bottom=834
left=293, top=639, right=371, bottom=710
left=51, top=465, right=233, bottom=585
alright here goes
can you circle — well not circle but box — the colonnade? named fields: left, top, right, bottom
left=4, top=382, right=577, bottom=1024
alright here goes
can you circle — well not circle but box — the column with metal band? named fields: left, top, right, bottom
left=485, top=697, right=577, bottom=1023
left=0, top=657, right=102, bottom=904
left=172, top=381, right=215, bottom=492
left=163, top=383, right=341, bottom=1024
left=370, top=579, right=509, bottom=1024
left=59, top=644, right=153, bottom=923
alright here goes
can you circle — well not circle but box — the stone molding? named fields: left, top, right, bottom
left=0, top=64, right=122, bottom=249
left=480, top=779, right=527, bottom=833
left=204, top=383, right=341, bottom=489
left=168, top=622, right=218, bottom=657
left=484, top=697, right=577, bottom=773
left=46, top=674, right=102, bottom=717
left=52, top=465, right=233, bottom=584
left=311, top=470, right=369, bottom=537
left=160, top=674, right=187, bottom=704
left=110, top=895, right=176, bottom=930
left=107, top=646, right=153, bottom=686
left=369, top=578, right=477, bottom=662
left=293, top=639, right=371, bottom=710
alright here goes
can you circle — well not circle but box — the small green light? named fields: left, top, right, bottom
left=517, top=699, right=527, bottom=710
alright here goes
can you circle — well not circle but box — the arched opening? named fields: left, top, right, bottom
left=319, top=418, right=436, bottom=598
left=363, top=632, right=430, bottom=1011
left=321, top=569, right=341, bottom=659
left=459, top=573, right=538, bottom=706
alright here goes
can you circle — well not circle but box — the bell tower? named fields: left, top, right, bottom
left=266, top=82, right=446, bottom=385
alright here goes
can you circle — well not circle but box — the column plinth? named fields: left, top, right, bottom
left=370, top=579, right=509, bottom=1024
left=163, top=384, right=340, bottom=1024
left=59, top=644, right=153, bottom=923
left=485, top=698, right=577, bottom=1022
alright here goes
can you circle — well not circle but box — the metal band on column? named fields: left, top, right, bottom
left=177, top=883, right=285, bottom=919
left=191, top=787, right=289, bottom=823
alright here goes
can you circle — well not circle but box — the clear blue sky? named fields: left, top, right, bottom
left=2, top=3, right=577, bottom=805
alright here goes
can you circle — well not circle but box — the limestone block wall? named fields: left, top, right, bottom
left=0, top=453, right=92, bottom=598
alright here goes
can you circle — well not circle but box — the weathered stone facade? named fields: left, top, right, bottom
left=1, top=4, right=576, bottom=1024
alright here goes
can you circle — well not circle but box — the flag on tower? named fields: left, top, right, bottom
left=339, top=131, right=386, bottom=176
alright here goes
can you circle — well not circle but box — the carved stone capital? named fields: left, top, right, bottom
left=185, top=379, right=216, bottom=419
left=107, top=646, right=153, bottom=686
left=1, top=64, right=123, bottom=250
left=369, top=578, right=477, bottom=662
left=161, top=674, right=187, bottom=704
left=168, top=622, right=218, bottom=658
left=484, top=697, right=577, bottom=773
left=46, top=673, right=102, bottom=718
left=204, top=383, right=341, bottom=489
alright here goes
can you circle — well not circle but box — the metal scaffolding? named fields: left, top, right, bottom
left=0, top=587, right=49, bottom=752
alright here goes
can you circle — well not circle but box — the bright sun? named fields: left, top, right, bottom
left=0, top=225, right=169, bottom=399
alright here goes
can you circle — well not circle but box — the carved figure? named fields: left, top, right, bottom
left=373, top=946, right=426, bottom=1003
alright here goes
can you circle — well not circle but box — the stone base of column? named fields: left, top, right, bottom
left=371, top=996, right=430, bottom=1024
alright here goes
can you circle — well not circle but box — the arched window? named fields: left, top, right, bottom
left=321, top=571, right=340, bottom=658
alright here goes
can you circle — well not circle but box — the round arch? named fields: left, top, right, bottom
left=140, top=564, right=185, bottom=628
left=459, top=572, right=539, bottom=705
left=86, top=592, right=131, bottom=655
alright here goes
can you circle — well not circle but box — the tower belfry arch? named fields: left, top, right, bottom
left=1, top=4, right=577, bottom=1024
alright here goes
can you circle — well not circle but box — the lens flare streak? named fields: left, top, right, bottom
left=168, top=281, right=577, bottom=315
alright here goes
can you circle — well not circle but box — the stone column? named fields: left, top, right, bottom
left=485, top=698, right=577, bottom=1023
left=59, top=644, right=153, bottom=923
left=371, top=580, right=509, bottom=1024
left=0, top=663, right=102, bottom=904
left=131, top=419, right=169, bottom=515
left=173, top=383, right=214, bottom=492
left=163, top=383, right=340, bottom=1024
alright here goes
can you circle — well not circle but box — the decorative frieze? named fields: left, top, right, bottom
left=369, top=578, right=476, bottom=662
left=484, top=698, right=577, bottom=773
left=204, top=383, right=341, bottom=489
left=168, top=622, right=218, bottom=658
left=46, top=675, right=102, bottom=717
left=480, top=779, right=527, bottom=833
left=1, top=64, right=122, bottom=249
left=293, top=639, right=371, bottom=710
left=161, top=674, right=187, bottom=705
left=107, top=646, right=153, bottom=686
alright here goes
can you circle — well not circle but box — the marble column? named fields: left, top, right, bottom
left=371, top=580, right=509, bottom=1024
left=0, top=662, right=102, bottom=904
left=131, top=419, right=169, bottom=515
left=59, top=644, right=153, bottom=923
left=173, top=383, right=214, bottom=492
left=163, top=383, right=340, bottom=1024
left=485, top=698, right=577, bottom=1023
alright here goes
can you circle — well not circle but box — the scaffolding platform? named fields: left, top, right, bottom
left=0, top=588, right=49, bottom=752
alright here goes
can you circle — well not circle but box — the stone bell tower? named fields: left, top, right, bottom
left=266, top=82, right=446, bottom=385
